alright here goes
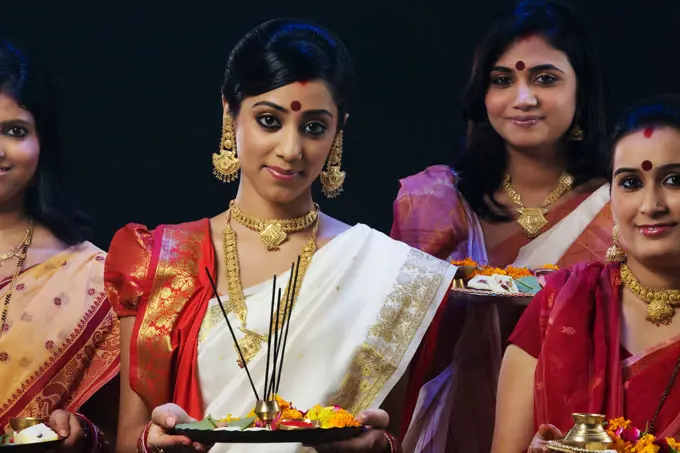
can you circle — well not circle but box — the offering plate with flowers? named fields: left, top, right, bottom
left=450, top=258, right=558, bottom=300
left=173, top=396, right=363, bottom=444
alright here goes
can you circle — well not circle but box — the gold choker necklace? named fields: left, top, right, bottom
left=503, top=172, right=574, bottom=238
left=620, top=263, right=680, bottom=326
left=229, top=201, right=318, bottom=251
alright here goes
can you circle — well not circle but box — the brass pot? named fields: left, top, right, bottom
left=562, top=414, right=613, bottom=450
left=10, top=417, right=44, bottom=432
left=253, top=400, right=281, bottom=423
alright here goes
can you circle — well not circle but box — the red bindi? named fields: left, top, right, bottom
left=515, top=60, right=526, bottom=71
left=517, top=32, right=537, bottom=43
left=643, top=127, right=654, bottom=138
left=641, top=160, right=653, bottom=171
left=290, top=101, right=301, bottom=112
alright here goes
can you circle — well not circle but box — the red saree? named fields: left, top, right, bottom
left=510, top=262, right=680, bottom=439
left=104, top=220, right=214, bottom=420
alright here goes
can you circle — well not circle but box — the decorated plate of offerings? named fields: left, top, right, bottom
left=450, top=258, right=558, bottom=299
left=173, top=396, right=363, bottom=444
left=1, top=419, right=62, bottom=451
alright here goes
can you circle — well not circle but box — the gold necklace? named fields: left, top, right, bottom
left=0, top=223, right=33, bottom=264
left=229, top=201, right=318, bottom=251
left=0, top=220, right=34, bottom=335
left=503, top=172, right=574, bottom=238
left=620, top=263, right=680, bottom=326
left=222, top=206, right=319, bottom=367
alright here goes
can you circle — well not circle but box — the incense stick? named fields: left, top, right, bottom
left=269, top=288, right=283, bottom=399
left=275, top=262, right=296, bottom=358
left=264, top=275, right=276, bottom=402
left=204, top=267, right=260, bottom=402
left=275, top=256, right=301, bottom=394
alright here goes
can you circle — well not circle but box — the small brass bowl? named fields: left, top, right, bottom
left=10, top=417, right=44, bottom=432
left=452, top=278, right=466, bottom=289
left=454, top=266, right=478, bottom=280
left=278, top=419, right=320, bottom=431
left=253, top=400, right=281, bottom=422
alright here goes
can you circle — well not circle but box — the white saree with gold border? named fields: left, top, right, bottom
left=196, top=224, right=456, bottom=453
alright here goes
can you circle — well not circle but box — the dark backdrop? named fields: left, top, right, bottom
left=4, top=0, right=679, bottom=249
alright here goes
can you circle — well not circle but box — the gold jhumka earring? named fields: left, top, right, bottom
left=212, top=112, right=241, bottom=182
left=605, top=223, right=627, bottom=263
left=320, top=131, right=345, bottom=198
left=569, top=124, right=584, bottom=141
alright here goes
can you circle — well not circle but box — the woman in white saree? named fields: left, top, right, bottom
left=391, top=1, right=612, bottom=452
left=105, top=19, right=456, bottom=453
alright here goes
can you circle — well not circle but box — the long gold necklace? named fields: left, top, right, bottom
left=230, top=201, right=318, bottom=251
left=0, top=223, right=33, bottom=264
left=222, top=206, right=319, bottom=367
left=620, top=263, right=680, bottom=326
left=503, top=172, right=574, bottom=238
left=0, top=220, right=34, bottom=335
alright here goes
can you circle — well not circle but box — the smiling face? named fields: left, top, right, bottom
left=485, top=34, right=578, bottom=150
left=231, top=80, right=339, bottom=204
left=0, top=92, right=39, bottom=208
left=611, top=126, right=680, bottom=268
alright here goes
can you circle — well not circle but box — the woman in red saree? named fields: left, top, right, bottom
left=106, top=19, right=456, bottom=453
left=393, top=2, right=611, bottom=452
left=493, top=93, right=680, bottom=453
left=0, top=41, right=119, bottom=452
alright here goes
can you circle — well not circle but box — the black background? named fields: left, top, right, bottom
left=4, top=0, right=679, bottom=249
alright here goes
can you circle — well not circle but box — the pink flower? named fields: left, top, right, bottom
left=87, top=288, right=96, bottom=296
left=620, top=426, right=642, bottom=442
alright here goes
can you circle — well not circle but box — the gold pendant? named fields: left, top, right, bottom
left=236, top=329, right=267, bottom=368
left=646, top=300, right=675, bottom=326
left=517, top=207, right=548, bottom=238
left=259, top=223, right=287, bottom=251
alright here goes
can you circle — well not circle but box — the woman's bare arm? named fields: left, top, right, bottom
left=491, top=345, right=537, bottom=453
left=116, top=318, right=151, bottom=453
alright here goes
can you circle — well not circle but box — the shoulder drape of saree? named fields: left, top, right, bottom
left=0, top=243, right=120, bottom=428
left=391, top=165, right=472, bottom=260
left=533, top=262, right=623, bottom=433
left=106, top=219, right=214, bottom=419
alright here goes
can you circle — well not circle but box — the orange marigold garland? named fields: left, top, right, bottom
left=450, top=258, right=556, bottom=281
left=603, top=418, right=679, bottom=453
